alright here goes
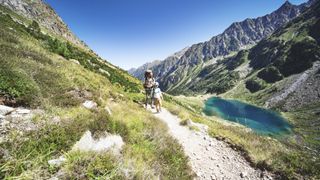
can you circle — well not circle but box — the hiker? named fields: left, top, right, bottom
left=153, top=82, right=163, bottom=113
left=144, top=70, right=155, bottom=109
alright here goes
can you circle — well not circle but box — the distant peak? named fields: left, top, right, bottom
left=275, top=1, right=295, bottom=13
left=281, top=1, right=293, bottom=8
left=284, top=0, right=292, bottom=5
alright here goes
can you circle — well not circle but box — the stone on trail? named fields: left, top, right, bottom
left=0, top=105, right=14, bottom=116
left=15, top=109, right=31, bottom=114
left=240, top=171, right=247, bottom=178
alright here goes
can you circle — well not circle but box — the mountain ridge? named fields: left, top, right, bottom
left=130, top=0, right=314, bottom=93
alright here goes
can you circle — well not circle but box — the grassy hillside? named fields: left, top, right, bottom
left=0, top=7, right=193, bottom=179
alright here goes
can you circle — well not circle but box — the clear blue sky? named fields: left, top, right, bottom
left=45, top=0, right=306, bottom=70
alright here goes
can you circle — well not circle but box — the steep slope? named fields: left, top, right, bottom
left=130, top=0, right=313, bottom=94
left=0, top=2, right=193, bottom=179
left=128, top=60, right=162, bottom=80
left=0, top=0, right=86, bottom=48
left=197, top=0, right=320, bottom=111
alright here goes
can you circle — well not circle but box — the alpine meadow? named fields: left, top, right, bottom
left=1, top=0, right=320, bottom=179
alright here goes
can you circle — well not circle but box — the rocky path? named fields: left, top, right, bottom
left=152, top=108, right=273, bottom=180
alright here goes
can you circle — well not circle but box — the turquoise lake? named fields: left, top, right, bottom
left=204, top=97, right=292, bottom=135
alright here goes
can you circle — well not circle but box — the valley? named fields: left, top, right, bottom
left=0, top=0, right=319, bottom=179
left=131, top=0, right=320, bottom=178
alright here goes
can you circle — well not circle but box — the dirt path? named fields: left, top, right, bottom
left=152, top=108, right=273, bottom=180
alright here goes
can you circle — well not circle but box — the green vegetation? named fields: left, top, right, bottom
left=226, top=50, right=248, bottom=70
left=245, top=78, right=266, bottom=93
left=257, top=66, right=283, bottom=83
left=190, top=64, right=240, bottom=95
left=0, top=8, right=192, bottom=179
left=277, top=39, right=320, bottom=77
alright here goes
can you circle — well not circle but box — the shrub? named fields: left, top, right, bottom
left=28, top=20, right=40, bottom=33
left=257, top=66, right=283, bottom=83
left=245, top=79, right=266, bottom=93
left=89, top=110, right=129, bottom=140
left=0, top=68, right=40, bottom=106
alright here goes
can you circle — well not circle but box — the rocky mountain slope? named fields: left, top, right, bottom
left=187, top=0, right=320, bottom=111
left=0, top=0, right=86, bottom=48
left=130, top=0, right=314, bottom=93
left=129, top=46, right=189, bottom=81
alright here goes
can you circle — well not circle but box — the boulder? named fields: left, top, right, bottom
left=70, top=59, right=80, bottom=65
left=72, top=131, right=124, bottom=154
left=82, top=100, right=97, bottom=110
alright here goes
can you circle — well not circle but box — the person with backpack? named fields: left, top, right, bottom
left=144, top=70, right=155, bottom=109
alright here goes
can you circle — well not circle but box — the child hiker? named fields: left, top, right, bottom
left=153, top=82, right=163, bottom=113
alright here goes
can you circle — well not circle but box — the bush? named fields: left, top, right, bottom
left=257, top=66, right=283, bottom=83
left=0, top=68, right=40, bottom=106
left=89, top=110, right=129, bottom=140
left=245, top=79, right=266, bottom=93
left=28, top=20, right=40, bottom=33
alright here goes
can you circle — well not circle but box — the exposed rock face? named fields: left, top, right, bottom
left=130, top=1, right=314, bottom=93
left=128, top=60, right=162, bottom=80
left=0, top=0, right=86, bottom=48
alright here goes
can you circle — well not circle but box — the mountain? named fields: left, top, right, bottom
left=0, top=0, right=86, bottom=48
left=219, top=0, right=320, bottom=111
left=0, top=1, right=193, bottom=179
left=128, top=46, right=189, bottom=81
left=128, top=60, right=162, bottom=80
left=130, top=0, right=314, bottom=93
left=172, top=0, right=320, bottom=111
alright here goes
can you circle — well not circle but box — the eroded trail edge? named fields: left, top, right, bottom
left=152, top=108, right=273, bottom=180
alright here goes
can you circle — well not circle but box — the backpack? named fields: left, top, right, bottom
left=144, top=70, right=154, bottom=88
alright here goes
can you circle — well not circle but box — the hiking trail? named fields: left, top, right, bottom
left=152, top=108, right=273, bottom=180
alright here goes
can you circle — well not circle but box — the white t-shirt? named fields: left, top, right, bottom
left=154, top=88, right=162, bottom=99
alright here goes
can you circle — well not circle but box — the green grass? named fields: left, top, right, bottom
left=0, top=8, right=193, bottom=179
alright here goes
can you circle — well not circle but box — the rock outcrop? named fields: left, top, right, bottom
left=0, top=0, right=86, bottom=48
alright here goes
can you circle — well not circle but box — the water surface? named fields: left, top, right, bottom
left=204, top=97, right=291, bottom=135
